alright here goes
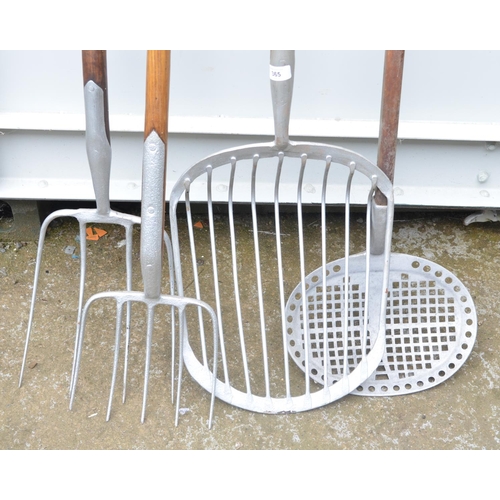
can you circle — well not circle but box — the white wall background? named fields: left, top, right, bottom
left=1, top=50, right=499, bottom=208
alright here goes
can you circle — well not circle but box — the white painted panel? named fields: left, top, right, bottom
left=1, top=50, right=500, bottom=209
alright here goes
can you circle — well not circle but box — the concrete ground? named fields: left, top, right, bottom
left=0, top=202, right=499, bottom=451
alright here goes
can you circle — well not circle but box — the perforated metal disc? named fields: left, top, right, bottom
left=285, top=253, right=477, bottom=396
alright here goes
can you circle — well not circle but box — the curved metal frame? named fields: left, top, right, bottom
left=169, top=139, right=394, bottom=413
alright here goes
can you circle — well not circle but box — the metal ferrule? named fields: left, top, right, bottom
left=270, top=50, right=295, bottom=149
left=140, top=130, right=166, bottom=299
left=84, top=80, right=112, bottom=216
left=370, top=202, right=389, bottom=255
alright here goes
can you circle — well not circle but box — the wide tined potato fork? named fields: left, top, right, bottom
left=168, top=50, right=394, bottom=414
left=19, top=51, right=177, bottom=404
left=69, top=50, right=219, bottom=427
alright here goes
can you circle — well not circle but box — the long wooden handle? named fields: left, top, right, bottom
left=82, top=50, right=110, bottom=143
left=140, top=50, right=171, bottom=299
left=144, top=50, right=171, bottom=143
left=377, top=50, right=405, bottom=182
left=375, top=50, right=405, bottom=205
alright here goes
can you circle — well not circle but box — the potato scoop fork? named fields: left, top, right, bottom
left=168, top=50, right=394, bottom=414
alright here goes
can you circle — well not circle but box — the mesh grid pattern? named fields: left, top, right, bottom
left=295, top=281, right=373, bottom=381
left=286, top=254, right=477, bottom=396
left=383, top=275, right=457, bottom=378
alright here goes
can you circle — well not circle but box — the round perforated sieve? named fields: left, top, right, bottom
left=285, top=253, right=477, bottom=396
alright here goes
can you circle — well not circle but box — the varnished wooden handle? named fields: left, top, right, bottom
left=377, top=50, right=405, bottom=183
left=82, top=50, right=107, bottom=88
left=82, top=50, right=110, bottom=143
left=144, top=50, right=171, bottom=143
left=375, top=50, right=405, bottom=205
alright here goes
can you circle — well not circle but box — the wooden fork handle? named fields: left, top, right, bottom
left=144, top=50, right=171, bottom=144
left=82, top=50, right=110, bottom=143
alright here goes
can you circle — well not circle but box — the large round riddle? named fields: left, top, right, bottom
left=285, top=253, right=477, bottom=396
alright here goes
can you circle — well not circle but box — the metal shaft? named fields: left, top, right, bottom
left=270, top=50, right=295, bottom=148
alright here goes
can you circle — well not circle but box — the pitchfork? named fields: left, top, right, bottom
left=19, top=51, right=176, bottom=404
left=69, top=50, right=219, bottom=427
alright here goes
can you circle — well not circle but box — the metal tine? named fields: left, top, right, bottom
left=228, top=157, right=252, bottom=395
left=107, top=299, right=124, bottom=419
left=342, top=162, right=356, bottom=389
left=181, top=172, right=227, bottom=409
left=251, top=154, right=271, bottom=400
left=141, top=303, right=156, bottom=423
left=174, top=311, right=186, bottom=427
left=165, top=233, right=177, bottom=404
left=296, top=154, right=311, bottom=398
left=206, top=166, right=230, bottom=385
left=73, top=221, right=90, bottom=393
left=321, top=155, right=333, bottom=387
left=273, top=152, right=291, bottom=400
left=121, top=223, right=133, bottom=401
left=183, top=180, right=209, bottom=368
left=174, top=300, right=219, bottom=429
